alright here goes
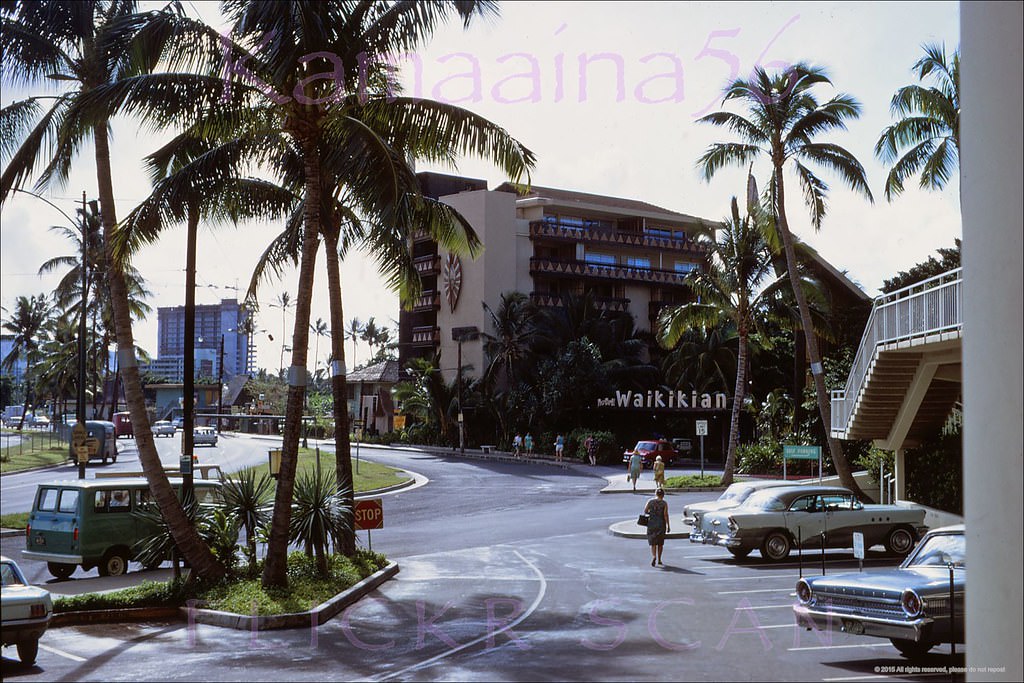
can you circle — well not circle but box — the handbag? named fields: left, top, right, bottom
left=637, top=514, right=649, bottom=527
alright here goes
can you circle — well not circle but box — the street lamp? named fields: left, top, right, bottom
left=451, top=326, right=479, bottom=457
left=13, top=189, right=92, bottom=478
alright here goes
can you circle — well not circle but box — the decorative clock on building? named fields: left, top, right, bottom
left=443, top=253, right=463, bottom=312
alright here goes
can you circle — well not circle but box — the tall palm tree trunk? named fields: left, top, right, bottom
left=722, top=330, right=747, bottom=487
left=773, top=167, right=863, bottom=498
left=93, top=122, right=225, bottom=580
left=262, top=140, right=323, bottom=588
left=323, top=228, right=355, bottom=556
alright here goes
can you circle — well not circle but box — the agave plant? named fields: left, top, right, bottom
left=289, top=472, right=353, bottom=578
left=221, top=470, right=273, bottom=576
left=133, top=493, right=240, bottom=577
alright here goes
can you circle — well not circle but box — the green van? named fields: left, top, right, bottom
left=23, top=478, right=221, bottom=579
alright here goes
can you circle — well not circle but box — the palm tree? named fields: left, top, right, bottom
left=481, top=292, right=542, bottom=389
left=876, top=44, right=960, bottom=200
left=697, top=63, right=873, bottom=496
left=1, top=295, right=52, bottom=429
left=345, top=318, right=365, bottom=369
left=658, top=195, right=788, bottom=486
left=310, top=318, right=329, bottom=379
left=269, top=292, right=294, bottom=377
left=0, top=1, right=225, bottom=579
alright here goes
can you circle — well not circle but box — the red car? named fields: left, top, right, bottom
left=622, top=440, right=679, bottom=468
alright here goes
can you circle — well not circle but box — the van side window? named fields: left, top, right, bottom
left=95, top=491, right=109, bottom=510
left=58, top=489, right=79, bottom=513
left=38, top=488, right=59, bottom=512
left=135, top=489, right=153, bottom=506
left=109, top=489, right=130, bottom=510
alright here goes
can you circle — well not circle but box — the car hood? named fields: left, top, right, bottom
left=685, top=501, right=735, bottom=516
left=805, top=567, right=965, bottom=596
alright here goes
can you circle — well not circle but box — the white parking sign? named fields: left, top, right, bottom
left=695, top=420, right=708, bottom=436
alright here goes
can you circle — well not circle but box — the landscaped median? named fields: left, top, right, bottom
left=52, top=551, right=398, bottom=631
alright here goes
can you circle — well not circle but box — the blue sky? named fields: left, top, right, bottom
left=0, top=1, right=961, bottom=373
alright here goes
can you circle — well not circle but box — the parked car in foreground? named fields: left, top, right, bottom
left=794, top=525, right=965, bottom=658
left=152, top=420, right=176, bottom=437
left=690, top=485, right=928, bottom=561
left=622, top=440, right=679, bottom=468
left=1, top=555, right=52, bottom=665
left=683, top=479, right=791, bottom=526
left=193, top=426, right=218, bottom=447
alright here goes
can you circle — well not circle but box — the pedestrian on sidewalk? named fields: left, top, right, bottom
left=653, top=455, right=666, bottom=489
left=628, top=450, right=642, bottom=491
left=524, top=433, right=534, bottom=457
left=554, top=434, right=565, bottom=462
left=513, top=433, right=523, bottom=458
left=644, top=488, right=670, bottom=566
left=584, top=435, right=597, bottom=466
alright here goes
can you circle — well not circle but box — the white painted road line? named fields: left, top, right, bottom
left=718, top=588, right=793, bottom=595
left=706, top=575, right=799, bottom=582
left=823, top=674, right=956, bottom=682
left=736, top=604, right=793, bottom=610
left=39, top=643, right=87, bottom=662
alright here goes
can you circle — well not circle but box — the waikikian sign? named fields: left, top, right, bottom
left=596, top=389, right=729, bottom=411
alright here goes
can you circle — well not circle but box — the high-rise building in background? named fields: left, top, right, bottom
left=146, top=299, right=252, bottom=382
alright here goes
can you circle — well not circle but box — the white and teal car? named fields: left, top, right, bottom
left=1, top=555, right=53, bottom=665
left=683, top=479, right=791, bottom=527
left=690, top=485, right=928, bottom=561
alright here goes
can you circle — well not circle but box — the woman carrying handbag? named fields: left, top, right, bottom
left=644, top=488, right=670, bottom=566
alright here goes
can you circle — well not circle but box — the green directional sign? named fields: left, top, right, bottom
left=783, top=445, right=822, bottom=460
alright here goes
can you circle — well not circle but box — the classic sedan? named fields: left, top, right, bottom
left=683, top=479, right=790, bottom=526
left=193, top=426, right=218, bottom=447
left=152, top=420, right=176, bottom=437
left=794, top=525, right=964, bottom=658
left=690, top=485, right=928, bottom=561
left=622, top=440, right=679, bottom=468
left=1, top=555, right=53, bottom=665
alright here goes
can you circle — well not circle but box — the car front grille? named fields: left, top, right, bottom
left=813, top=593, right=905, bottom=620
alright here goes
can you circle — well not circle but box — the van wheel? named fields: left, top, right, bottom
left=47, top=562, right=75, bottom=580
left=99, top=549, right=129, bottom=577
left=17, top=638, right=39, bottom=665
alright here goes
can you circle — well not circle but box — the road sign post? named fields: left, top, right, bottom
left=72, top=423, right=88, bottom=479
left=695, top=420, right=708, bottom=478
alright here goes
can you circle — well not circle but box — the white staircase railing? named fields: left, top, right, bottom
left=831, top=268, right=963, bottom=436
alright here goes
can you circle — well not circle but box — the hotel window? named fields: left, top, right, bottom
left=625, top=256, right=651, bottom=269
left=584, top=252, right=617, bottom=270
left=674, top=261, right=698, bottom=274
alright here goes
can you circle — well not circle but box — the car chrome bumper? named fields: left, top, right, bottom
left=793, top=604, right=933, bottom=641
left=689, top=530, right=740, bottom=548
left=22, top=550, right=85, bottom=564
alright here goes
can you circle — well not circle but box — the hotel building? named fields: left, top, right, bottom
left=399, top=173, right=718, bottom=382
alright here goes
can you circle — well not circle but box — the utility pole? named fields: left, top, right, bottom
left=216, top=334, right=224, bottom=433
left=77, top=191, right=88, bottom=479
left=451, top=326, right=479, bottom=457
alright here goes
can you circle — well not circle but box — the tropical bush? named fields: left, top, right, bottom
left=290, top=472, right=353, bottom=577
left=905, top=429, right=962, bottom=514
left=569, top=428, right=618, bottom=464
left=735, top=441, right=782, bottom=475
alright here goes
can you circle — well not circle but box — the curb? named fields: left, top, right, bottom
left=608, top=520, right=691, bottom=540
left=184, top=561, right=400, bottom=631
left=48, top=562, right=400, bottom=631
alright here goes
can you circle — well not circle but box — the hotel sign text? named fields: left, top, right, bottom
left=596, top=390, right=729, bottom=410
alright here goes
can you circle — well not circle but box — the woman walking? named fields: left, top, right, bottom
left=653, top=455, right=666, bottom=489
left=628, top=450, right=643, bottom=491
left=644, top=488, right=670, bottom=566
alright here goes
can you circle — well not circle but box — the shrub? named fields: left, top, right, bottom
left=735, top=441, right=782, bottom=475
left=55, top=579, right=195, bottom=613
left=568, top=429, right=618, bottom=464
left=905, top=429, right=962, bottom=515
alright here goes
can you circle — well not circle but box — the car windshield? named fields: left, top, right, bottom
left=738, top=489, right=788, bottom=511
left=906, top=532, right=966, bottom=568
left=718, top=484, right=754, bottom=502
left=1, top=561, right=26, bottom=587
left=637, top=442, right=656, bottom=452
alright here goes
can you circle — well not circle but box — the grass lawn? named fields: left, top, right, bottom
left=0, top=430, right=68, bottom=474
left=235, top=445, right=411, bottom=493
left=1, top=512, right=29, bottom=530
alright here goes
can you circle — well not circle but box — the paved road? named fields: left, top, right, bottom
left=1, top=447, right=965, bottom=681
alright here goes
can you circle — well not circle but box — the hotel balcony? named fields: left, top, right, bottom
left=410, top=325, right=440, bottom=347
left=529, top=257, right=691, bottom=287
left=529, top=220, right=701, bottom=255
left=530, top=291, right=631, bottom=313
left=413, top=290, right=441, bottom=312
left=413, top=255, right=441, bottom=276
left=411, top=228, right=433, bottom=244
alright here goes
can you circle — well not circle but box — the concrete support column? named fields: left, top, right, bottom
left=962, top=3, right=1023, bottom=680
left=893, top=448, right=906, bottom=502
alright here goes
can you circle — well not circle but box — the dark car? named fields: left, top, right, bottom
left=622, top=440, right=678, bottom=468
left=794, top=525, right=964, bottom=658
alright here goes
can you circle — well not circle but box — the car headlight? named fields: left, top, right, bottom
left=901, top=589, right=923, bottom=618
left=796, top=579, right=813, bottom=605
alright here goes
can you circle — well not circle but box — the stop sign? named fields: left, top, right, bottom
left=354, top=499, right=384, bottom=530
